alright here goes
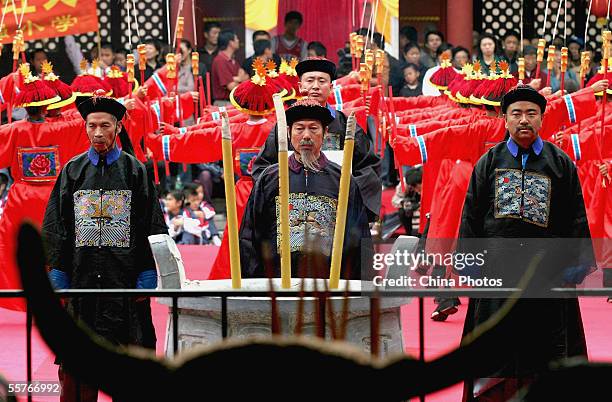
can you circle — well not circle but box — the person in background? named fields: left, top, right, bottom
left=28, top=49, right=48, bottom=77
left=399, top=25, right=418, bottom=63
left=114, top=49, right=128, bottom=71
left=201, top=21, right=221, bottom=74
left=502, top=30, right=520, bottom=72
left=243, top=39, right=273, bottom=77
left=399, top=63, right=423, bottom=97
left=402, top=42, right=427, bottom=82
left=243, top=31, right=281, bottom=76
left=271, top=11, right=308, bottom=60
left=475, top=33, right=505, bottom=75
left=422, top=43, right=453, bottom=96
left=142, top=38, right=163, bottom=81
left=371, top=32, right=404, bottom=96
left=211, top=29, right=248, bottom=104
left=451, top=46, right=470, bottom=70
left=164, top=190, right=197, bottom=245
left=183, top=183, right=221, bottom=245
left=521, top=45, right=544, bottom=89
left=177, top=39, right=206, bottom=125
left=307, top=41, right=327, bottom=58
left=98, top=42, right=115, bottom=70
left=567, top=36, right=584, bottom=73
left=546, top=47, right=580, bottom=94
left=420, top=30, right=444, bottom=69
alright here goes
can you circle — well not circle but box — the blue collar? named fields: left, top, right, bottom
left=88, top=144, right=122, bottom=166
left=326, top=103, right=336, bottom=119
left=506, top=136, right=543, bottom=157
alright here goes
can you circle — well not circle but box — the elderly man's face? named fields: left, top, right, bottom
left=290, top=119, right=325, bottom=171
left=299, top=72, right=332, bottom=105
left=505, top=101, right=542, bottom=147
left=86, top=112, right=121, bottom=155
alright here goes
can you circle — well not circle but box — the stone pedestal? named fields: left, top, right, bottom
left=149, top=234, right=415, bottom=358
left=158, top=278, right=408, bottom=357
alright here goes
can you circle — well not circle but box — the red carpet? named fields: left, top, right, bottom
left=1, top=245, right=611, bottom=401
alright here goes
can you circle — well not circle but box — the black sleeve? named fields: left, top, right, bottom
left=343, top=180, right=373, bottom=279
left=349, top=115, right=382, bottom=220
left=239, top=172, right=268, bottom=277
left=139, top=163, right=168, bottom=272
left=41, top=169, right=74, bottom=272
left=459, top=155, right=489, bottom=238
left=251, top=124, right=279, bottom=183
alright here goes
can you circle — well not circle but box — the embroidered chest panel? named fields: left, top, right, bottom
left=322, top=131, right=342, bottom=150
left=74, top=190, right=132, bottom=247
left=17, top=146, right=60, bottom=182
left=275, top=193, right=338, bottom=255
left=236, top=148, right=259, bottom=177
left=494, top=168, right=551, bottom=227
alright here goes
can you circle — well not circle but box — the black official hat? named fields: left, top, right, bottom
left=295, top=57, right=337, bottom=81
left=501, top=83, right=547, bottom=114
left=77, top=90, right=127, bottom=121
left=286, top=98, right=334, bottom=127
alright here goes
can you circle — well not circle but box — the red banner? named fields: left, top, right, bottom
left=0, top=0, right=99, bottom=44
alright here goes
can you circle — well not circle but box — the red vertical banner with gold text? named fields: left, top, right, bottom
left=0, top=0, right=99, bottom=44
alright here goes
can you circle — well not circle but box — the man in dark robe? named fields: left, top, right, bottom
left=240, top=99, right=371, bottom=278
left=42, top=94, right=167, bottom=402
left=458, top=84, right=595, bottom=400
left=251, top=57, right=382, bottom=221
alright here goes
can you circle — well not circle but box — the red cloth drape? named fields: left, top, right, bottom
left=277, top=0, right=358, bottom=63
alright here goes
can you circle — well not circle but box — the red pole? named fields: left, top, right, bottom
left=206, top=72, right=212, bottom=106
left=388, top=86, right=405, bottom=193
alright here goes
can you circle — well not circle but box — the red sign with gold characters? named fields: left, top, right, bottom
left=0, top=0, right=99, bottom=44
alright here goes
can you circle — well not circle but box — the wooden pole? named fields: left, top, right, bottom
left=329, top=113, right=356, bottom=289
left=273, top=94, right=291, bottom=288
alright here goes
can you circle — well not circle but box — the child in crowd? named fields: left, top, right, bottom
left=183, top=183, right=222, bottom=245
left=163, top=190, right=203, bottom=245
left=399, top=63, right=423, bottom=97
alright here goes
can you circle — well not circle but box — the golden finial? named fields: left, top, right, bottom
left=18, top=62, right=30, bottom=77
left=166, top=53, right=176, bottom=79
left=42, top=60, right=53, bottom=75
left=137, top=44, right=147, bottom=71
left=251, top=57, right=267, bottom=86
left=191, top=52, right=199, bottom=76
left=127, top=54, right=135, bottom=83
left=92, top=59, right=101, bottom=77
left=80, top=59, right=88, bottom=73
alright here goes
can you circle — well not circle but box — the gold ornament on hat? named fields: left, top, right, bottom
left=92, top=59, right=101, bottom=77
left=41, top=61, right=60, bottom=81
left=79, top=59, right=88, bottom=74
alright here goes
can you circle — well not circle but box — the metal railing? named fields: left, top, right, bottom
left=2, top=288, right=612, bottom=402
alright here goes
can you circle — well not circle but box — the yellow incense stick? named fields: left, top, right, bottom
left=221, top=113, right=241, bottom=289
left=329, top=113, right=356, bottom=289
left=272, top=93, right=291, bottom=288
